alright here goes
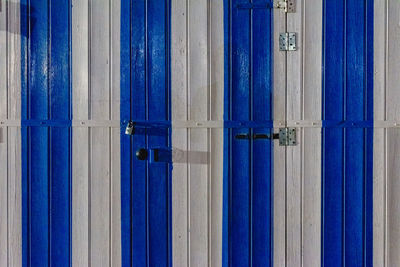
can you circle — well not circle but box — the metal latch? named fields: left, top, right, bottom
left=278, top=127, right=296, bottom=146
left=279, top=32, right=297, bottom=51
left=234, top=128, right=297, bottom=146
left=275, top=0, right=295, bottom=13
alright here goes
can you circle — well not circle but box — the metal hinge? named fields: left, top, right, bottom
left=279, top=32, right=297, bottom=51
left=278, top=127, right=297, bottom=146
left=275, top=0, right=295, bottom=13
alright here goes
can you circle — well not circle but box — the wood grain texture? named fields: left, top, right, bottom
left=8, top=0, right=22, bottom=263
left=0, top=3, right=8, bottom=265
left=386, top=0, right=400, bottom=266
left=171, top=0, right=224, bottom=266
left=209, top=0, right=224, bottom=266
left=373, top=0, right=386, bottom=266
left=0, top=1, right=22, bottom=266
left=72, top=0, right=90, bottom=265
left=274, top=1, right=322, bottom=265
left=286, top=1, right=322, bottom=266
left=72, top=0, right=121, bottom=266
left=188, top=0, right=209, bottom=265
left=171, top=0, right=189, bottom=265
left=273, top=8, right=287, bottom=267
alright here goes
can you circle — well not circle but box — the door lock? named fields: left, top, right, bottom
left=136, top=148, right=148, bottom=160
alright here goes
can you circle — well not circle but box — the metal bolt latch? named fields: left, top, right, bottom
left=234, top=128, right=297, bottom=146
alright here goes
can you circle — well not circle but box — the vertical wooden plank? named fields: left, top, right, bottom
left=230, top=3, right=251, bottom=265
left=90, top=0, right=111, bottom=265
left=344, top=1, right=366, bottom=264
left=386, top=0, right=400, bottom=265
left=147, top=1, right=170, bottom=265
left=286, top=2, right=302, bottom=265
left=171, top=0, right=189, bottom=265
left=273, top=7, right=287, bottom=267
left=285, top=0, right=323, bottom=266
left=7, top=2, right=22, bottom=266
left=72, top=0, right=90, bottom=265
left=49, top=1, right=72, bottom=263
left=210, top=0, right=224, bottom=266
left=0, top=1, right=8, bottom=264
left=322, top=0, right=345, bottom=265
left=301, top=1, right=322, bottom=266
left=110, top=1, right=121, bottom=266
left=8, top=128, right=22, bottom=267
left=252, top=6, right=273, bottom=267
left=373, top=0, right=387, bottom=266
left=188, top=0, right=209, bottom=265
left=28, top=1, right=50, bottom=264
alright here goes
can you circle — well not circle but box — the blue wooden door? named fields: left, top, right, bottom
left=121, top=1, right=171, bottom=266
left=224, top=1, right=273, bottom=266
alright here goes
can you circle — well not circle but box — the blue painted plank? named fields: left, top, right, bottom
left=147, top=0, right=170, bottom=265
left=345, top=0, right=365, bottom=265
left=230, top=2, right=251, bottom=265
left=323, top=0, right=373, bottom=266
left=323, top=0, right=345, bottom=265
left=131, top=1, right=147, bottom=266
left=365, top=0, right=374, bottom=265
left=224, top=1, right=273, bottom=266
left=49, top=1, right=71, bottom=265
left=222, top=0, right=230, bottom=265
left=20, top=0, right=29, bottom=266
left=21, top=1, right=71, bottom=266
left=120, top=0, right=132, bottom=265
left=121, top=1, right=171, bottom=266
left=252, top=8, right=272, bottom=267
left=27, top=1, right=50, bottom=265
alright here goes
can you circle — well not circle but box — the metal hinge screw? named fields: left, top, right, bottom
left=275, top=0, right=295, bottom=13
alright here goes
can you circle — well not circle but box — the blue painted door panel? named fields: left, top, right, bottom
left=322, top=0, right=373, bottom=266
left=21, top=1, right=72, bottom=266
left=121, top=1, right=171, bottom=266
left=224, top=1, right=273, bottom=266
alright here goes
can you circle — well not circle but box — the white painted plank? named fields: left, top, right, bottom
left=301, top=1, right=322, bottom=266
left=171, top=0, right=189, bottom=265
left=209, top=0, right=224, bottom=265
left=386, top=0, right=400, bottom=265
left=188, top=0, right=209, bottom=265
left=7, top=127, right=22, bottom=267
left=273, top=8, right=287, bottom=267
left=72, top=0, right=90, bottom=265
left=373, top=0, right=387, bottom=266
left=0, top=1, right=8, bottom=265
left=72, top=128, right=90, bottom=267
left=8, top=1, right=22, bottom=265
left=0, top=0, right=7, bottom=120
left=110, top=1, right=121, bottom=266
left=90, top=0, right=111, bottom=265
left=0, top=133, right=7, bottom=267
left=286, top=2, right=303, bottom=264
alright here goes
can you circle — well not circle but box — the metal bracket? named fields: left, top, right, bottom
left=279, top=128, right=297, bottom=146
left=275, top=0, right=295, bottom=13
left=279, top=32, right=297, bottom=51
